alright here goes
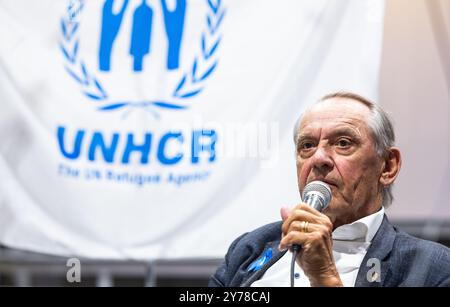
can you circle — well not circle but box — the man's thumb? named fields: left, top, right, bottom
left=280, top=206, right=292, bottom=221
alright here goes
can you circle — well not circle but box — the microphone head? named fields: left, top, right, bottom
left=301, top=181, right=332, bottom=212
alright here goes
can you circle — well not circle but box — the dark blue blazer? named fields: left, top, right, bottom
left=209, top=215, right=450, bottom=287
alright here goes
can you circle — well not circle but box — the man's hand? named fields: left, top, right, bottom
left=279, top=203, right=343, bottom=287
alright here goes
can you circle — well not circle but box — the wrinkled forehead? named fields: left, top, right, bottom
left=300, top=98, right=372, bottom=132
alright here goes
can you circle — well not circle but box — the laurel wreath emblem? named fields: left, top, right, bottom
left=59, top=0, right=225, bottom=115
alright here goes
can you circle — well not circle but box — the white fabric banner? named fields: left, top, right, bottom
left=0, top=0, right=385, bottom=259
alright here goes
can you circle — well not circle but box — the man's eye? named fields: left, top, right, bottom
left=300, top=142, right=315, bottom=150
left=337, top=139, right=352, bottom=148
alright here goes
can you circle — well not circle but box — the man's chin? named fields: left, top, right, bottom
left=323, top=203, right=347, bottom=224
left=321, top=207, right=335, bottom=224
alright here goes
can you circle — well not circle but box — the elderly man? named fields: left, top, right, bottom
left=209, top=92, right=450, bottom=287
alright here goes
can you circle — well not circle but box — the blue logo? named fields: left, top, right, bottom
left=59, top=0, right=225, bottom=116
left=247, top=248, right=273, bottom=273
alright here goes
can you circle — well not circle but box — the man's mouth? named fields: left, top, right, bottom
left=324, top=181, right=338, bottom=188
left=309, top=179, right=338, bottom=188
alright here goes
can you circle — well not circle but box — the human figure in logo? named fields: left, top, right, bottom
left=160, top=0, right=186, bottom=70
left=99, top=0, right=129, bottom=71
left=130, top=0, right=153, bottom=72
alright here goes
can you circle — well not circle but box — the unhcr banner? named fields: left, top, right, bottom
left=0, top=0, right=384, bottom=259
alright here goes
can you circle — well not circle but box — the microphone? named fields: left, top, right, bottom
left=290, top=181, right=332, bottom=286
left=302, top=180, right=332, bottom=212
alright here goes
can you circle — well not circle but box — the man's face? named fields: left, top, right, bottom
left=296, top=98, right=384, bottom=227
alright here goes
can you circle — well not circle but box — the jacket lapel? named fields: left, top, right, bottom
left=355, top=215, right=396, bottom=287
left=240, top=240, right=287, bottom=287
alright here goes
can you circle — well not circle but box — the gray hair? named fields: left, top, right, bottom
left=293, top=91, right=396, bottom=207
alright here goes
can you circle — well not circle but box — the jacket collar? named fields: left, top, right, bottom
left=355, top=215, right=396, bottom=287
left=241, top=240, right=286, bottom=287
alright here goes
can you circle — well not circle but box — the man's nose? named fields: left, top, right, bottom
left=310, top=146, right=334, bottom=174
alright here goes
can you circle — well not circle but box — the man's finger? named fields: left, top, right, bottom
left=279, top=231, right=310, bottom=251
left=286, top=220, right=326, bottom=236
left=282, top=208, right=323, bottom=235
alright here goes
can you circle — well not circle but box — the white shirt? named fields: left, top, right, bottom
left=251, top=207, right=385, bottom=287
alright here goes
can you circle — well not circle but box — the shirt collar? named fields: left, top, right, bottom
left=332, top=207, right=385, bottom=242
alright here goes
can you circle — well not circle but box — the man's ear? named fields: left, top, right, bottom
left=380, top=147, right=402, bottom=186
